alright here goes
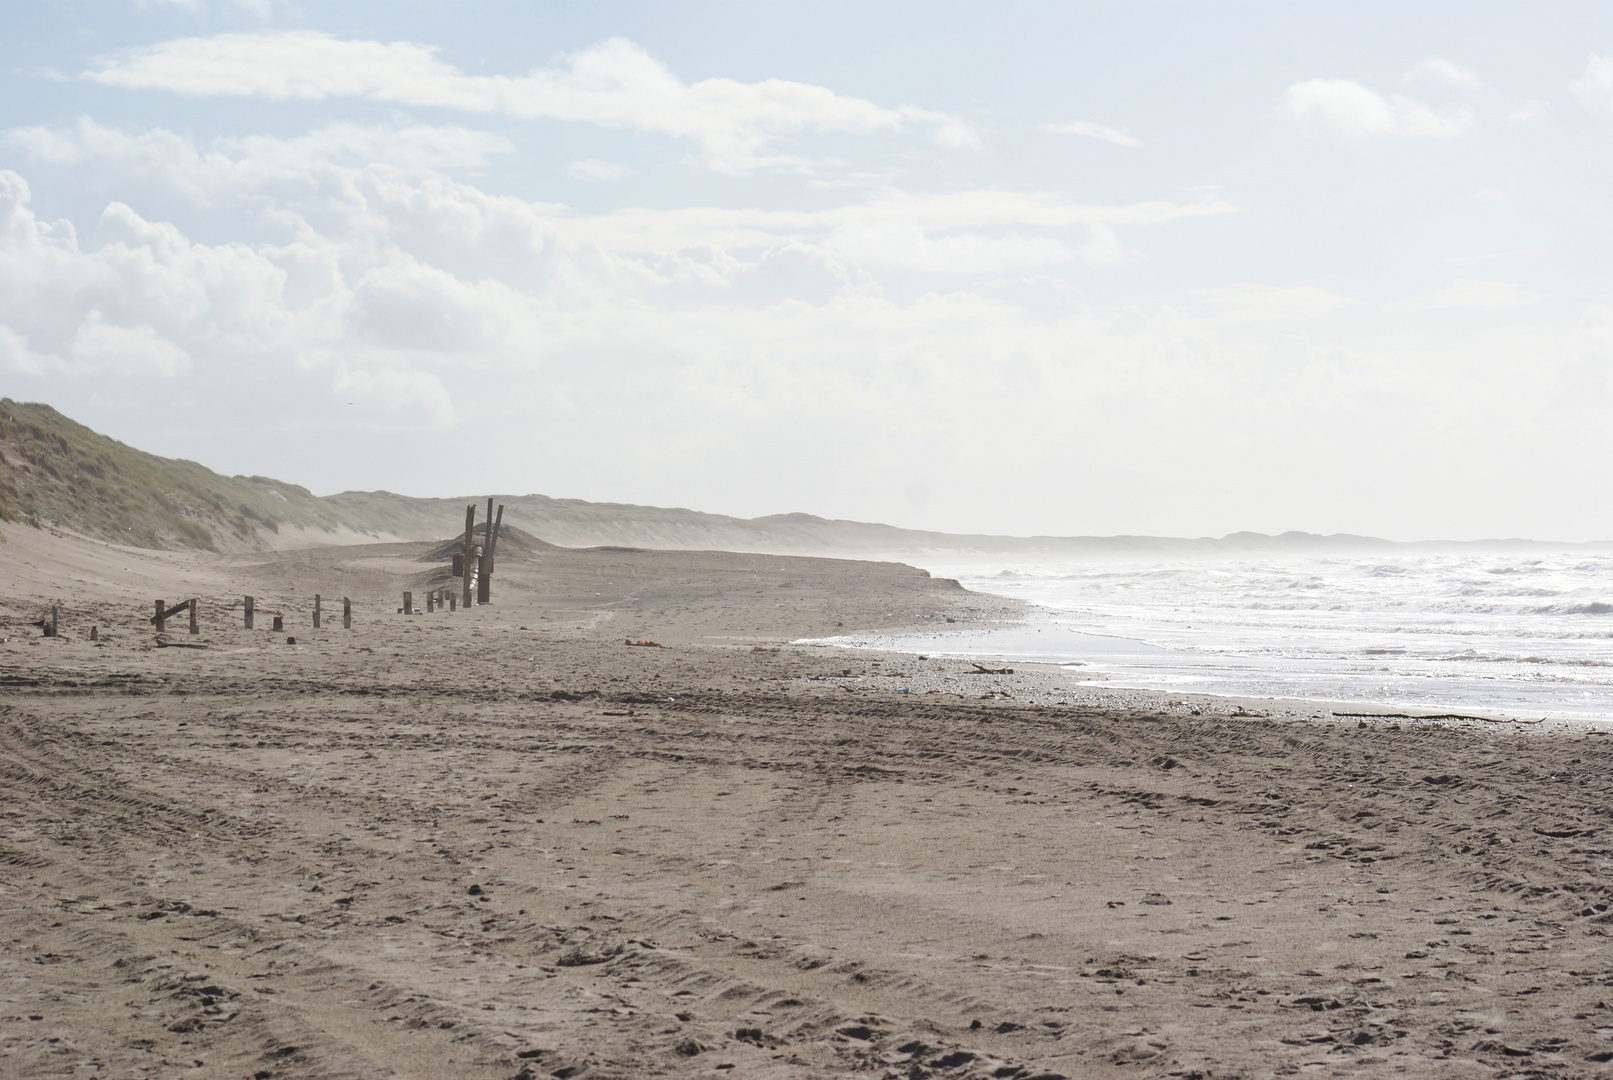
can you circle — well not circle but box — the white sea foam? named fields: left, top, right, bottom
left=829, top=552, right=1613, bottom=720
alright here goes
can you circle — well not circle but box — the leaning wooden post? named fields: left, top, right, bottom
left=188, top=598, right=199, bottom=636
left=403, top=591, right=413, bottom=615
left=313, top=594, right=321, bottom=629
left=244, top=595, right=254, bottom=630
left=342, top=597, right=351, bottom=629
left=480, top=503, right=504, bottom=605
left=155, top=599, right=166, bottom=634
left=461, top=504, right=475, bottom=609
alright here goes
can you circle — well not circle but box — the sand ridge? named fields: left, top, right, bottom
left=2, top=521, right=1612, bottom=1078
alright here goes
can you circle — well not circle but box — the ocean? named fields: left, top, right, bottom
left=824, top=551, right=1613, bottom=721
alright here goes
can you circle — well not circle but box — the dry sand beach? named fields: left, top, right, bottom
left=3, top=519, right=1613, bottom=1080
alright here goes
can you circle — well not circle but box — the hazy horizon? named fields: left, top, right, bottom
left=5, top=3, right=1613, bottom=542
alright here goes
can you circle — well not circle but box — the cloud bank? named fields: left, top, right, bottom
left=84, top=33, right=976, bottom=173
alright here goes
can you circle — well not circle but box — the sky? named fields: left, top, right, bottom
left=3, top=2, right=1613, bottom=541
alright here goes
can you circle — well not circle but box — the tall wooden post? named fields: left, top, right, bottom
left=155, top=600, right=166, bottom=634
left=403, top=591, right=413, bottom=615
left=480, top=503, right=504, bottom=604
left=313, top=594, right=321, bottom=629
left=188, top=598, right=199, bottom=636
left=426, top=589, right=435, bottom=613
left=461, top=504, right=475, bottom=609
left=46, top=606, right=58, bottom=638
left=244, top=595, right=254, bottom=630
left=448, top=591, right=456, bottom=612
left=343, top=597, right=351, bottom=629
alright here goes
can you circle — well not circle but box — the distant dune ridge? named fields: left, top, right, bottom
left=1, top=398, right=1605, bottom=556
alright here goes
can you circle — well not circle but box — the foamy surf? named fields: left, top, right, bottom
left=823, top=552, right=1613, bottom=722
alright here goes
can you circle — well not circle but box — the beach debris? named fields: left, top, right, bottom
left=967, top=664, right=1014, bottom=675
left=626, top=639, right=665, bottom=648
left=155, top=640, right=207, bottom=649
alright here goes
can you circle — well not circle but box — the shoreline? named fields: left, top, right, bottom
left=790, top=640, right=1594, bottom=733
left=809, top=591, right=1613, bottom=728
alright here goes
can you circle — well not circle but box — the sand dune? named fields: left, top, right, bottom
left=2, top=519, right=1611, bottom=1078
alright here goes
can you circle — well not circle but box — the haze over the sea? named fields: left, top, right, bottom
left=4, top=3, right=1613, bottom=542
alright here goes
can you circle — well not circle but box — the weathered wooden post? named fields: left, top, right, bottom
left=479, top=503, right=504, bottom=604
left=244, top=595, right=254, bottom=630
left=343, top=597, right=351, bottom=629
left=89, top=625, right=97, bottom=642
left=188, top=598, right=198, bottom=636
left=448, top=591, right=456, bottom=612
left=403, top=591, right=413, bottom=615
left=151, top=600, right=188, bottom=634
left=313, top=594, right=321, bottom=629
left=272, top=614, right=284, bottom=632
left=461, top=504, right=475, bottom=609
left=426, top=589, right=435, bottom=613
left=46, top=606, right=58, bottom=638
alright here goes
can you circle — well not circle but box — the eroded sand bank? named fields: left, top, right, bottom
left=2, top=521, right=1611, bottom=1079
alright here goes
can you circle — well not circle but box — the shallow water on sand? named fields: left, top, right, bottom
left=825, top=552, right=1613, bottom=721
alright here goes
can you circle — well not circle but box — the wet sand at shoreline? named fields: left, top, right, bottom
left=3, top=521, right=1613, bottom=1079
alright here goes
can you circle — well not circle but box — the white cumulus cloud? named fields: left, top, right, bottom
left=1572, top=54, right=1613, bottom=110
left=1280, top=78, right=1473, bottom=139
left=1401, top=56, right=1482, bottom=89
left=70, top=312, right=192, bottom=377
